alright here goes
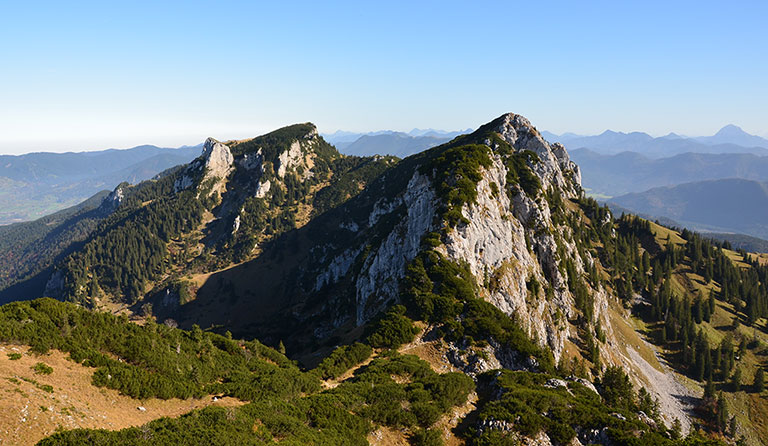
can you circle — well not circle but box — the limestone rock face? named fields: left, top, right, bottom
left=173, top=174, right=194, bottom=192
left=201, top=137, right=235, bottom=180
left=254, top=180, right=271, bottom=198
left=43, top=270, right=65, bottom=299
left=436, top=114, right=594, bottom=362
left=311, top=113, right=596, bottom=362
left=100, top=186, right=124, bottom=214
left=447, top=339, right=539, bottom=377
left=277, top=141, right=303, bottom=178
left=238, top=148, right=263, bottom=171
left=201, top=138, right=234, bottom=199
left=354, top=171, right=437, bottom=324
left=174, top=137, right=234, bottom=193
left=493, top=113, right=580, bottom=195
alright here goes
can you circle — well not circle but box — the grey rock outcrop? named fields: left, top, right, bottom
left=100, top=186, right=124, bottom=214
left=174, top=137, right=234, bottom=193
left=312, top=113, right=595, bottom=361
left=201, top=137, right=234, bottom=181
left=276, top=141, right=303, bottom=178
left=493, top=113, right=580, bottom=194
left=438, top=113, right=593, bottom=361
left=354, top=171, right=436, bottom=324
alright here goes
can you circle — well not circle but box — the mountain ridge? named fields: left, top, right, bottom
left=610, top=178, right=768, bottom=239
left=0, top=144, right=200, bottom=224
left=571, top=148, right=768, bottom=196
left=1, top=113, right=767, bottom=445
left=545, top=125, right=768, bottom=158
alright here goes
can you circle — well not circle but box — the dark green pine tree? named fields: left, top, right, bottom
left=695, top=347, right=705, bottom=381
left=694, top=298, right=703, bottom=324
left=713, top=342, right=722, bottom=372
left=717, top=392, right=728, bottom=433
left=702, top=297, right=711, bottom=322
left=704, top=261, right=713, bottom=283
left=671, top=418, right=682, bottom=440
left=704, top=372, right=716, bottom=400
left=731, top=367, right=742, bottom=392
left=754, top=367, right=765, bottom=393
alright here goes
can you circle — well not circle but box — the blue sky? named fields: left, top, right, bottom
left=1, top=1, right=766, bottom=154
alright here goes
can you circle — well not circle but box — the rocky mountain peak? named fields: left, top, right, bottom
left=173, top=137, right=235, bottom=193
left=201, top=137, right=234, bottom=180
left=490, top=113, right=581, bottom=194
left=715, top=123, right=746, bottom=136
left=493, top=113, right=540, bottom=140
left=301, top=124, right=319, bottom=140
left=99, top=185, right=125, bottom=214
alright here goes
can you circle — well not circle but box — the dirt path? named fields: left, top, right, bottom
left=627, top=347, right=695, bottom=434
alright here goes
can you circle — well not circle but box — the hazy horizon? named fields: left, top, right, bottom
left=2, top=122, right=767, bottom=157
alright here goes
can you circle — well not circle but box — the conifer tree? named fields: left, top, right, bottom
left=754, top=367, right=764, bottom=393
left=704, top=372, right=715, bottom=400
left=703, top=298, right=711, bottom=322
left=731, top=368, right=742, bottom=392
left=717, top=392, right=728, bottom=433
left=671, top=418, right=682, bottom=440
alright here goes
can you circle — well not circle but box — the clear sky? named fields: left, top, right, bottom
left=1, top=0, right=766, bottom=154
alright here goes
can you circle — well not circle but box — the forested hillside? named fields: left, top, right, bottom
left=0, top=191, right=112, bottom=302
left=0, top=145, right=198, bottom=224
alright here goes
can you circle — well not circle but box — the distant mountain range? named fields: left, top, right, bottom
left=327, top=124, right=768, bottom=161
left=0, top=144, right=199, bottom=224
left=571, top=149, right=768, bottom=196
left=338, top=133, right=452, bottom=158
left=693, top=124, right=768, bottom=148
left=610, top=178, right=768, bottom=240
left=543, top=124, right=768, bottom=158
left=548, top=125, right=768, bottom=248
left=322, top=128, right=470, bottom=153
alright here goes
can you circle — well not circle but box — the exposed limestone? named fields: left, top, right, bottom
left=567, top=376, right=599, bottom=395
left=238, top=148, right=263, bottom=171
left=314, top=246, right=364, bottom=292
left=173, top=174, right=194, bottom=192
left=201, top=137, right=234, bottom=181
left=199, top=138, right=234, bottom=199
left=446, top=339, right=538, bottom=377
left=276, top=141, right=303, bottom=178
left=354, top=171, right=436, bottom=324
left=174, top=137, right=234, bottom=193
left=441, top=153, right=575, bottom=361
left=543, top=378, right=568, bottom=389
left=578, top=427, right=612, bottom=446
left=367, top=197, right=401, bottom=227
left=254, top=179, right=271, bottom=198
left=231, top=215, right=241, bottom=235
left=492, top=113, right=580, bottom=194
left=43, top=270, right=65, bottom=299
left=100, top=186, right=124, bottom=214
left=339, top=221, right=359, bottom=232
